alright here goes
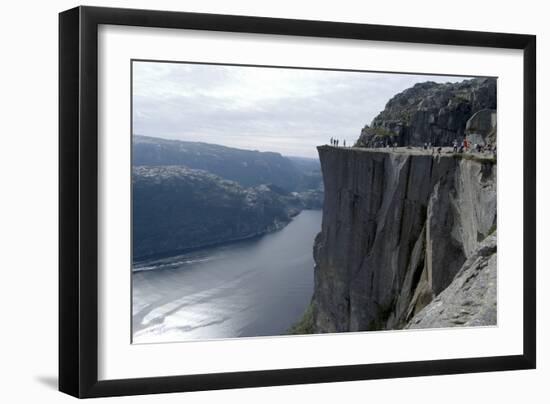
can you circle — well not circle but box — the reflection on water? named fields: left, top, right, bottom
left=132, top=210, right=322, bottom=343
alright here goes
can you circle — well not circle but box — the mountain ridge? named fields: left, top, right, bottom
left=133, top=135, right=322, bottom=192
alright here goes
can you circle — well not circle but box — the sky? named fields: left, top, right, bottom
left=132, top=61, right=473, bottom=158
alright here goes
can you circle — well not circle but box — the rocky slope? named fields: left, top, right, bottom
left=309, top=146, right=497, bottom=332
left=132, top=166, right=308, bottom=261
left=355, top=78, right=496, bottom=147
left=407, top=233, right=497, bottom=329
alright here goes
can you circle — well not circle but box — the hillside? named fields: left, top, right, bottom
left=132, top=166, right=308, bottom=261
left=133, top=135, right=323, bottom=192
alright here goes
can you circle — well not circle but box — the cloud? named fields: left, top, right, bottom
left=133, top=61, right=472, bottom=158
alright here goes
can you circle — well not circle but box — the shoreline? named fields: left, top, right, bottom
left=132, top=209, right=321, bottom=269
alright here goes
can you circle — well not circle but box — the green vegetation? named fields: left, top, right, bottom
left=398, top=111, right=412, bottom=124
left=452, top=92, right=471, bottom=103
left=478, top=224, right=497, bottom=242
left=372, top=127, right=394, bottom=138
left=288, top=303, right=315, bottom=335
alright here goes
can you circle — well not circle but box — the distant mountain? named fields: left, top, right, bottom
left=132, top=136, right=324, bottom=261
left=287, top=156, right=321, bottom=172
left=287, top=156, right=323, bottom=190
left=133, top=135, right=322, bottom=192
left=133, top=166, right=315, bottom=261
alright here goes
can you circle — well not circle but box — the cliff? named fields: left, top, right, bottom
left=355, top=78, right=496, bottom=147
left=310, top=146, right=497, bottom=332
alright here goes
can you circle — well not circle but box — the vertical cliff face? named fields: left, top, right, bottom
left=311, top=146, right=496, bottom=332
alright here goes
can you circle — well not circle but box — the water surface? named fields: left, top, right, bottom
left=132, top=210, right=321, bottom=343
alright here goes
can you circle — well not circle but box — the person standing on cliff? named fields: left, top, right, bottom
left=330, top=137, right=333, bottom=146
left=343, top=140, right=346, bottom=147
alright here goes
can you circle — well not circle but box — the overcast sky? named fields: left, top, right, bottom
left=133, top=61, right=472, bottom=158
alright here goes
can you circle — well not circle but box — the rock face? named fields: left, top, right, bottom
left=465, top=109, right=497, bottom=146
left=407, top=233, right=497, bottom=329
left=310, top=146, right=496, bottom=332
left=133, top=166, right=306, bottom=261
left=355, top=78, right=497, bottom=148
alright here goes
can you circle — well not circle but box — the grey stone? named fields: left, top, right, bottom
left=310, top=146, right=497, bottom=332
left=465, top=109, right=497, bottom=146
left=355, top=78, right=496, bottom=148
left=406, top=233, right=497, bottom=329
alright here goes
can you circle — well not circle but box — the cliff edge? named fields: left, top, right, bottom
left=309, top=146, right=497, bottom=332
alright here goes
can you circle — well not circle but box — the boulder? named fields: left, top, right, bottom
left=465, top=109, right=497, bottom=146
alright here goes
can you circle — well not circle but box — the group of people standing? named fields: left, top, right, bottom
left=452, top=138, right=496, bottom=155
left=331, top=136, right=495, bottom=156
left=330, top=137, right=346, bottom=147
left=368, top=140, right=398, bottom=149
left=423, top=142, right=443, bottom=154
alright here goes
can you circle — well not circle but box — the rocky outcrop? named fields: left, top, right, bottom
left=465, top=109, right=497, bottom=146
left=310, top=146, right=496, bottom=333
left=355, top=78, right=497, bottom=148
left=407, top=233, right=497, bottom=329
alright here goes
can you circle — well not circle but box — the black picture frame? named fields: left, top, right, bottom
left=59, top=5, right=536, bottom=398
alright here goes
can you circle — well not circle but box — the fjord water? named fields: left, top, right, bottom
left=132, top=210, right=322, bottom=343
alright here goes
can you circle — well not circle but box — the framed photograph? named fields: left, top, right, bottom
left=59, top=6, right=536, bottom=398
